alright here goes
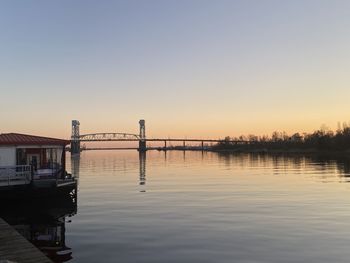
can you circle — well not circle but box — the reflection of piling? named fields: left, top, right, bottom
left=139, top=152, right=146, bottom=187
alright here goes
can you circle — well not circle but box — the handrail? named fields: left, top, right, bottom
left=0, top=165, right=32, bottom=186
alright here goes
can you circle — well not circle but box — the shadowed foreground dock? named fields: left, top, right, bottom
left=0, top=218, right=52, bottom=263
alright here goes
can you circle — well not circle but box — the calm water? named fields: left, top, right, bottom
left=4, top=150, right=350, bottom=262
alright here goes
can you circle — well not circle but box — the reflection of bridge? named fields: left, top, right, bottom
left=71, top=151, right=147, bottom=192
left=70, top=120, right=249, bottom=154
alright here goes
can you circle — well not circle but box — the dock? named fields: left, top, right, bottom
left=0, top=218, right=52, bottom=263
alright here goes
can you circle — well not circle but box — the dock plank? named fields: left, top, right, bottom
left=0, top=218, right=52, bottom=263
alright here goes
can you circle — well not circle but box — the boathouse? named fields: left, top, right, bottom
left=0, top=133, right=76, bottom=196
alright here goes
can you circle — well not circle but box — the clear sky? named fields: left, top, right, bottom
left=1, top=0, right=350, bottom=139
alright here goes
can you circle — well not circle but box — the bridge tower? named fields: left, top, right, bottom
left=138, top=119, right=146, bottom=152
left=71, top=120, right=81, bottom=155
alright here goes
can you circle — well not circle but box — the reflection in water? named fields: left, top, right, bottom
left=310, top=154, right=350, bottom=176
left=0, top=193, right=77, bottom=263
left=216, top=152, right=350, bottom=182
left=71, top=155, right=80, bottom=178
left=137, top=152, right=350, bottom=193
left=139, top=152, right=146, bottom=192
left=11, top=150, right=350, bottom=263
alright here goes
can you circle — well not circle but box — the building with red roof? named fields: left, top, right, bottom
left=0, top=133, right=69, bottom=169
left=0, top=133, right=75, bottom=194
left=0, top=133, right=70, bottom=146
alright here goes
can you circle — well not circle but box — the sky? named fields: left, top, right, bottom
left=1, top=0, right=350, bottom=139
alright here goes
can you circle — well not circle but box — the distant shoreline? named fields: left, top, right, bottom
left=153, top=147, right=350, bottom=156
left=210, top=148, right=350, bottom=157
left=68, top=146, right=350, bottom=157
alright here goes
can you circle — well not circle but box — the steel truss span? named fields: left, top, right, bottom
left=79, top=133, right=141, bottom=141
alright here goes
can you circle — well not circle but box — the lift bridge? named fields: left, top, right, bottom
left=70, top=119, right=249, bottom=154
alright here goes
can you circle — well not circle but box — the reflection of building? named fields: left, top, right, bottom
left=139, top=152, right=146, bottom=191
left=0, top=193, right=77, bottom=263
left=16, top=216, right=72, bottom=262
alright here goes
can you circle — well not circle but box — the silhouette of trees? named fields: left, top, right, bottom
left=215, top=124, right=350, bottom=152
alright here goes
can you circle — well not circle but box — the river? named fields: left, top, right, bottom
left=4, top=150, right=350, bottom=262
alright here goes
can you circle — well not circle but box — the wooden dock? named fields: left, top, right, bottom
left=0, top=218, right=52, bottom=263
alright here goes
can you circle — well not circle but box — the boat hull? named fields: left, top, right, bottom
left=0, top=180, right=77, bottom=200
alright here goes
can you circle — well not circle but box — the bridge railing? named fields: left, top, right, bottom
left=79, top=133, right=141, bottom=141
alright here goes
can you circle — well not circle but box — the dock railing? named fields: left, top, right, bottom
left=0, top=165, right=32, bottom=186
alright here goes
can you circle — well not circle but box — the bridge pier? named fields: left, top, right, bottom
left=201, top=141, right=204, bottom=151
left=71, top=120, right=81, bottom=155
left=71, top=141, right=80, bottom=154
left=183, top=141, right=185, bottom=149
left=139, top=140, right=146, bottom=152
left=138, top=120, right=147, bottom=152
left=164, top=140, right=167, bottom=150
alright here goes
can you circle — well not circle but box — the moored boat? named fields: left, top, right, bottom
left=0, top=133, right=77, bottom=199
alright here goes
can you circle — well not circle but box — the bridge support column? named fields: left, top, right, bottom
left=139, top=140, right=146, bottom=152
left=183, top=141, right=185, bottom=149
left=164, top=140, right=167, bottom=150
left=138, top=120, right=147, bottom=152
left=71, top=120, right=81, bottom=155
left=201, top=141, right=204, bottom=151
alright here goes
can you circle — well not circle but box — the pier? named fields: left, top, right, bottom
left=0, top=218, right=52, bottom=262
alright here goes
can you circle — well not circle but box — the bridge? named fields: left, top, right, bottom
left=70, top=120, right=249, bottom=154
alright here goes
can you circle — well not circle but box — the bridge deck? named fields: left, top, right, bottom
left=78, top=138, right=250, bottom=143
left=0, top=218, right=52, bottom=263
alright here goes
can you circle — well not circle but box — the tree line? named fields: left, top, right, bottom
left=214, top=123, right=350, bottom=151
